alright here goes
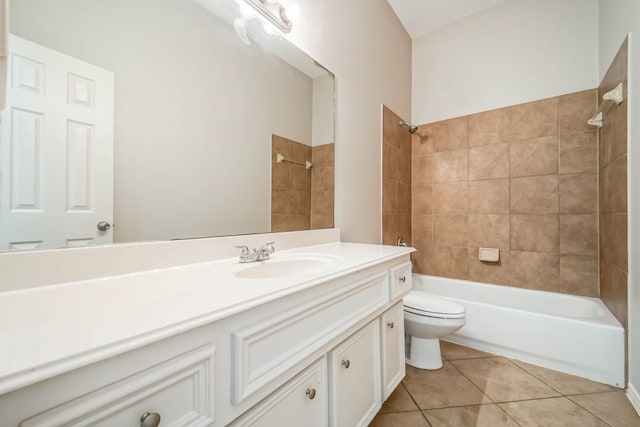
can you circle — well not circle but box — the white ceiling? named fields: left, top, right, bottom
left=387, top=0, right=509, bottom=39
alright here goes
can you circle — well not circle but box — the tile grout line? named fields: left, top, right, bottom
left=399, top=382, right=434, bottom=426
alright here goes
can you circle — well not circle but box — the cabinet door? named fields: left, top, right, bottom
left=381, top=302, right=406, bottom=399
left=329, top=321, right=381, bottom=427
left=230, top=358, right=327, bottom=427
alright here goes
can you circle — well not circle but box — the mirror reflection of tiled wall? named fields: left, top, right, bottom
left=271, top=135, right=334, bottom=232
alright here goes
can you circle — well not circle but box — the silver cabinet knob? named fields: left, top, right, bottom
left=341, top=359, right=350, bottom=369
left=399, top=276, right=406, bottom=283
left=140, top=412, right=161, bottom=427
left=97, top=221, right=111, bottom=231
left=306, top=388, right=316, bottom=400
left=387, top=321, right=395, bottom=329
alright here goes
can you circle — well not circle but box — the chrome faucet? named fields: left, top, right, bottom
left=236, top=242, right=275, bottom=263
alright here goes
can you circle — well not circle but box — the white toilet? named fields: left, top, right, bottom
left=403, top=290, right=466, bottom=370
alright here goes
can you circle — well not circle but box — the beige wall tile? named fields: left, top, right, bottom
left=559, top=132, right=597, bottom=174
left=434, top=116, right=468, bottom=152
left=311, top=214, right=333, bottom=230
left=272, top=162, right=290, bottom=189
left=469, top=248, right=511, bottom=286
left=433, top=149, right=468, bottom=183
left=468, top=214, right=510, bottom=248
left=468, top=108, right=507, bottom=147
left=311, top=143, right=334, bottom=168
left=559, top=173, right=597, bottom=213
left=434, top=215, right=468, bottom=247
left=558, top=89, right=597, bottom=135
left=511, top=251, right=560, bottom=291
left=412, top=244, right=434, bottom=275
left=609, top=100, right=628, bottom=164
left=412, top=154, right=433, bottom=184
left=469, top=179, right=510, bottom=214
left=271, top=214, right=288, bottom=232
left=510, top=136, right=558, bottom=177
left=397, top=182, right=411, bottom=215
left=412, top=124, right=434, bottom=154
left=290, top=165, right=308, bottom=190
left=289, top=214, right=310, bottom=230
left=499, top=97, right=558, bottom=141
left=383, top=143, right=411, bottom=184
left=510, top=214, right=559, bottom=253
left=610, top=155, right=627, bottom=212
left=290, top=190, right=310, bottom=214
left=433, top=182, right=469, bottom=214
left=311, top=189, right=334, bottom=217
left=560, top=214, right=597, bottom=256
left=468, top=143, right=509, bottom=180
left=271, top=188, right=289, bottom=214
left=383, top=179, right=397, bottom=215
left=383, top=214, right=411, bottom=246
left=413, top=214, right=433, bottom=244
left=430, top=246, right=470, bottom=279
left=383, top=105, right=411, bottom=153
left=413, top=184, right=432, bottom=214
left=511, top=175, right=558, bottom=214
left=611, top=213, right=628, bottom=271
left=560, top=254, right=598, bottom=296
left=290, top=140, right=311, bottom=163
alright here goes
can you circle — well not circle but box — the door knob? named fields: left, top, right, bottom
left=306, top=388, right=317, bottom=400
left=341, top=359, right=350, bottom=369
left=97, top=221, right=111, bottom=231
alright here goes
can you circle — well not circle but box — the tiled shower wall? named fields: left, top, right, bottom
left=382, top=106, right=412, bottom=246
left=411, top=90, right=600, bottom=296
left=599, top=38, right=628, bottom=329
left=271, top=135, right=334, bottom=232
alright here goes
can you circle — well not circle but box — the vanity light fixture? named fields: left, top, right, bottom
left=242, top=0, right=292, bottom=34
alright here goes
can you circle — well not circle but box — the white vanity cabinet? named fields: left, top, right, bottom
left=230, top=358, right=328, bottom=427
left=381, top=302, right=406, bottom=399
left=0, top=245, right=413, bottom=427
left=329, top=320, right=382, bottom=427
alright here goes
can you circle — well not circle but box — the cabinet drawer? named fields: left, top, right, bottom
left=381, top=302, right=405, bottom=400
left=21, top=345, right=216, bottom=427
left=230, top=358, right=327, bottom=427
left=232, top=272, right=388, bottom=403
left=328, top=321, right=381, bottom=427
left=389, top=262, right=412, bottom=299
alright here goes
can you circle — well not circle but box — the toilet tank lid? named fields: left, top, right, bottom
left=403, top=291, right=465, bottom=316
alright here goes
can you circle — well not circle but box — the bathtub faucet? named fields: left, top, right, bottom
left=397, top=236, right=407, bottom=247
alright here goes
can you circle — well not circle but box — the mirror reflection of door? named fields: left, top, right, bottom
left=0, top=35, right=114, bottom=250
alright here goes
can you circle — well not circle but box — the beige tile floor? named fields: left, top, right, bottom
left=370, top=341, right=640, bottom=427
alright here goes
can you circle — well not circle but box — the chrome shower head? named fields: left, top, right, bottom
left=399, top=120, right=418, bottom=134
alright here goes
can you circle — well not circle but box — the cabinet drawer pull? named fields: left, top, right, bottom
left=387, top=321, right=395, bottom=329
left=399, top=276, right=406, bottom=283
left=306, top=388, right=317, bottom=400
left=140, top=412, right=161, bottom=427
left=341, top=359, right=350, bottom=369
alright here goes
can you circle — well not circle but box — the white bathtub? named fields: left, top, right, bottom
left=412, top=274, right=625, bottom=387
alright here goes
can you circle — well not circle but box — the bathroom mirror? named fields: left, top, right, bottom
left=0, top=0, right=335, bottom=251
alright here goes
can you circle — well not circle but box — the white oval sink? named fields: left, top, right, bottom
left=235, top=255, right=342, bottom=279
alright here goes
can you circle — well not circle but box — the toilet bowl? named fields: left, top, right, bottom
left=404, top=290, right=466, bottom=370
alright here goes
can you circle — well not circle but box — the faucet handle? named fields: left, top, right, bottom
left=235, top=245, right=250, bottom=259
left=262, top=241, right=275, bottom=254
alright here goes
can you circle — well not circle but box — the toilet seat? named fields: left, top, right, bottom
left=403, top=291, right=465, bottom=319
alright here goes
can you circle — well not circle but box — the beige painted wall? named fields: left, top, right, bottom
left=286, top=0, right=412, bottom=243
left=412, top=0, right=599, bottom=124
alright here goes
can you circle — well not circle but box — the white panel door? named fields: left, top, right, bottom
left=0, top=35, right=114, bottom=250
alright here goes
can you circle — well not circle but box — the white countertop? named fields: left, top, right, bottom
left=0, top=242, right=412, bottom=394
